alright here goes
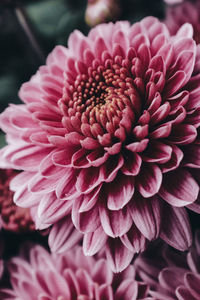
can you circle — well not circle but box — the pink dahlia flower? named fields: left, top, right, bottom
left=1, top=17, right=200, bottom=271
left=0, top=244, right=149, bottom=299
left=0, top=169, right=34, bottom=233
left=85, top=0, right=120, bottom=27
left=135, top=231, right=200, bottom=300
left=165, top=0, right=200, bottom=44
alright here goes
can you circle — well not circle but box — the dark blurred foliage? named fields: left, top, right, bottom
left=0, top=0, right=165, bottom=115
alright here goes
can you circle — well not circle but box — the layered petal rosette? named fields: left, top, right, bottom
left=0, top=244, right=149, bottom=300
left=1, top=17, right=200, bottom=271
left=135, top=231, right=200, bottom=300
left=164, top=0, right=200, bottom=44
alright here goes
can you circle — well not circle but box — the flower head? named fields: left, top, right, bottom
left=0, top=169, right=34, bottom=233
left=0, top=244, right=149, bottom=299
left=0, top=17, right=200, bottom=271
left=164, top=0, right=200, bottom=44
left=135, top=231, right=200, bottom=300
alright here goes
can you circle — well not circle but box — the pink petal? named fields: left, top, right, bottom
left=159, top=268, right=185, bottom=293
left=137, top=164, right=162, bottom=198
left=187, top=195, right=200, bottom=213
left=39, top=151, right=64, bottom=177
left=83, top=226, right=107, bottom=256
left=175, top=23, right=193, bottom=39
left=121, top=152, right=142, bottom=176
left=75, top=167, right=103, bottom=193
left=77, top=186, right=101, bottom=213
left=159, top=169, right=199, bottom=207
left=99, top=206, right=132, bottom=238
left=72, top=200, right=100, bottom=233
left=95, top=285, right=113, bottom=300
left=86, top=149, right=109, bottom=167
left=36, top=192, right=72, bottom=226
left=126, top=139, right=149, bottom=152
left=48, top=217, right=82, bottom=253
left=92, top=259, right=113, bottom=285
left=10, top=172, right=40, bottom=208
left=142, top=141, right=172, bottom=164
left=169, top=124, right=197, bottom=145
left=106, top=238, right=134, bottom=272
left=171, top=49, right=196, bottom=85
left=76, top=269, right=94, bottom=298
left=176, top=286, right=196, bottom=300
left=130, top=196, right=161, bottom=240
left=10, top=145, right=52, bottom=171
left=106, top=175, right=135, bottom=210
left=185, top=273, right=200, bottom=299
left=28, top=173, right=59, bottom=194
left=100, top=155, right=124, bottom=183
left=120, top=225, right=146, bottom=253
left=150, top=102, right=170, bottom=125
left=160, top=205, right=192, bottom=251
left=161, top=144, right=183, bottom=173
left=183, top=144, right=200, bottom=168
left=62, top=269, right=79, bottom=299
left=115, top=279, right=138, bottom=300
left=150, top=123, right=172, bottom=139
left=55, top=168, right=80, bottom=200
left=164, top=70, right=186, bottom=97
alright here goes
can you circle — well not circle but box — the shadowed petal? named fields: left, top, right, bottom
left=106, top=238, right=134, bottom=272
left=159, top=169, right=199, bottom=207
left=160, top=205, right=192, bottom=251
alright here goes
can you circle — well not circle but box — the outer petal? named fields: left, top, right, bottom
left=48, top=217, right=82, bottom=253
left=160, top=204, right=192, bottom=251
left=130, top=195, right=161, bottom=240
left=106, top=238, right=134, bottom=273
left=137, top=164, right=162, bottom=198
left=99, top=205, right=132, bottom=238
left=159, top=169, right=199, bottom=207
left=83, top=226, right=107, bottom=256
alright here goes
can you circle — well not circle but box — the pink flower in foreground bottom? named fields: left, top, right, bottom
left=0, top=245, right=149, bottom=299
left=135, top=231, right=200, bottom=300
left=164, top=0, right=200, bottom=44
left=1, top=17, right=200, bottom=272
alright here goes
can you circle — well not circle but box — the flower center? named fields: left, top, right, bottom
left=64, top=59, right=140, bottom=137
